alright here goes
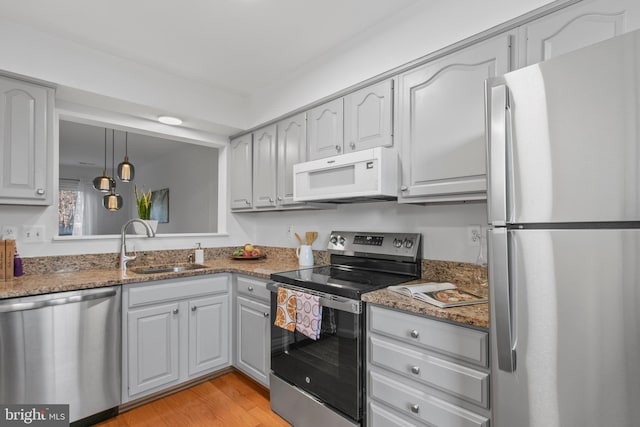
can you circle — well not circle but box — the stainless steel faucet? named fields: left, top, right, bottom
left=120, top=219, right=156, bottom=277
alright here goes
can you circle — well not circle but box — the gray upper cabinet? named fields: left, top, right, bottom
left=521, top=0, right=640, bottom=66
left=277, top=112, right=306, bottom=206
left=307, top=98, right=344, bottom=160
left=397, top=33, right=511, bottom=203
left=229, top=134, right=253, bottom=210
left=252, top=124, right=277, bottom=208
left=0, top=75, right=54, bottom=205
left=344, top=79, right=393, bottom=153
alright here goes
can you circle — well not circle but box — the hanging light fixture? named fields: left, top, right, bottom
left=103, top=129, right=123, bottom=211
left=92, top=128, right=115, bottom=192
left=117, top=131, right=135, bottom=182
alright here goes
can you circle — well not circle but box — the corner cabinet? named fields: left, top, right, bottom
left=367, top=304, right=490, bottom=427
left=397, top=33, right=511, bottom=203
left=233, top=275, right=271, bottom=387
left=252, top=124, right=278, bottom=208
left=0, top=75, right=54, bottom=205
left=520, top=0, right=640, bottom=67
left=122, top=275, right=230, bottom=403
left=230, top=134, right=253, bottom=210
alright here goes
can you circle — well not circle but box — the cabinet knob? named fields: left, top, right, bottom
left=410, top=329, right=420, bottom=339
left=400, top=185, right=408, bottom=191
left=191, top=306, right=197, bottom=312
left=248, top=286, right=254, bottom=292
left=277, top=197, right=283, bottom=201
left=335, top=145, right=342, bottom=153
left=410, top=404, right=420, bottom=414
left=269, top=197, right=274, bottom=203
left=36, top=188, right=45, bottom=195
left=349, top=142, right=356, bottom=150
left=263, top=312, right=270, bottom=317
left=410, top=366, right=421, bottom=375
left=172, top=308, right=179, bottom=315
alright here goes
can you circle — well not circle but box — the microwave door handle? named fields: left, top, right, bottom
left=489, top=228, right=516, bottom=372
left=487, top=81, right=509, bottom=226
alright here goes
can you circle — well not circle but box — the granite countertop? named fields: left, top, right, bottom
left=362, top=280, right=489, bottom=329
left=0, top=248, right=488, bottom=329
left=0, top=256, right=301, bottom=300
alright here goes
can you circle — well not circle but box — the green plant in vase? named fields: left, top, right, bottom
left=135, top=186, right=152, bottom=220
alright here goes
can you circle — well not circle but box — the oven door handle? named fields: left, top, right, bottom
left=268, top=282, right=362, bottom=314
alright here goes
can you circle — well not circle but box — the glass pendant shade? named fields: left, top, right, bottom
left=117, top=132, right=135, bottom=181
left=93, top=128, right=114, bottom=192
left=103, top=189, right=123, bottom=211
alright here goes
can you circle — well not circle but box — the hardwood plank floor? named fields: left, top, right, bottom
left=97, top=372, right=291, bottom=427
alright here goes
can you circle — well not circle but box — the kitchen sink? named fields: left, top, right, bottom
left=131, top=264, right=208, bottom=274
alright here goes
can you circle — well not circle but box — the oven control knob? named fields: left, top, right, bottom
left=330, top=236, right=338, bottom=244
left=393, top=238, right=403, bottom=248
left=404, top=238, right=414, bottom=249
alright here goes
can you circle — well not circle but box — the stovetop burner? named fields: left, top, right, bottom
left=270, top=231, right=422, bottom=300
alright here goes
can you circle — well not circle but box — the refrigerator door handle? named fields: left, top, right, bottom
left=487, top=81, right=509, bottom=226
left=489, top=228, right=516, bottom=372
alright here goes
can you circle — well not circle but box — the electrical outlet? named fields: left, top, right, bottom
left=287, top=225, right=294, bottom=239
left=24, top=225, right=45, bottom=243
left=468, top=225, right=482, bottom=246
left=2, top=225, right=18, bottom=240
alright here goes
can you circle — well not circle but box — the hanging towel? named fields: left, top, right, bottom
left=294, top=291, right=322, bottom=340
left=274, top=287, right=297, bottom=332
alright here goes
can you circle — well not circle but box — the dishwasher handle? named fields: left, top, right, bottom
left=0, top=287, right=118, bottom=313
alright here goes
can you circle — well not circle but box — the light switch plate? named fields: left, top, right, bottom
left=24, top=225, right=45, bottom=243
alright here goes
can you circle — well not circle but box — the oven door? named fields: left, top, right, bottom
left=269, top=282, right=363, bottom=422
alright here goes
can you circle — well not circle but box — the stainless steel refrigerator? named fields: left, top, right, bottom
left=486, top=29, right=640, bottom=427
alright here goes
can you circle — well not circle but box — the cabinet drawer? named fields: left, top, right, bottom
left=128, top=275, right=229, bottom=307
left=369, top=370, right=489, bottom=427
left=236, top=275, right=270, bottom=302
left=370, top=335, right=488, bottom=408
left=369, top=400, right=422, bottom=427
left=369, top=305, right=488, bottom=367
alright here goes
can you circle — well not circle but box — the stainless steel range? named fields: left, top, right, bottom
left=268, top=231, right=421, bottom=427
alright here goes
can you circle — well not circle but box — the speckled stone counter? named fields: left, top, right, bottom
left=362, top=260, right=489, bottom=329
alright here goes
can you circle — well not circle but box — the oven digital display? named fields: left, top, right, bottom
left=353, top=235, right=383, bottom=246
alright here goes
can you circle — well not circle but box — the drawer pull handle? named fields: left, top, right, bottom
left=248, top=286, right=254, bottom=292
left=191, top=306, right=197, bottom=312
left=263, top=312, right=270, bottom=317
left=410, top=366, right=420, bottom=375
left=410, top=404, right=420, bottom=414
left=172, top=308, right=179, bottom=315
left=410, top=329, right=420, bottom=339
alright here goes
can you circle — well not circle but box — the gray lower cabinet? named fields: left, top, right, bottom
left=122, top=274, right=230, bottom=402
left=367, top=304, right=490, bottom=427
left=234, top=275, right=271, bottom=387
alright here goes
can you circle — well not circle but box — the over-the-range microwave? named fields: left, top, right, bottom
left=293, top=147, right=398, bottom=202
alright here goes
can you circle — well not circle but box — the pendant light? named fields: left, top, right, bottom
left=103, top=129, right=123, bottom=211
left=117, top=131, right=135, bottom=181
left=92, top=128, right=115, bottom=192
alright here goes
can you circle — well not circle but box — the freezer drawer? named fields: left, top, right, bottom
left=489, top=228, right=640, bottom=427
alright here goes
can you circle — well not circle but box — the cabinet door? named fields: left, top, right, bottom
left=0, top=77, right=52, bottom=205
left=397, top=34, right=511, bottom=203
left=344, top=79, right=393, bottom=153
left=236, top=296, right=270, bottom=387
left=188, top=294, right=229, bottom=376
left=522, top=0, right=640, bottom=66
left=276, top=113, right=306, bottom=206
left=307, top=98, right=344, bottom=160
left=229, top=135, right=253, bottom=209
left=127, top=302, right=180, bottom=396
left=252, top=124, right=277, bottom=208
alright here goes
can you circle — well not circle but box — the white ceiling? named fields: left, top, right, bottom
left=0, top=0, right=421, bottom=96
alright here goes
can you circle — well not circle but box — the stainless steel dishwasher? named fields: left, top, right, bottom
left=0, top=286, right=121, bottom=424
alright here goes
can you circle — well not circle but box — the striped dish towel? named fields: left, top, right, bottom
left=294, top=291, right=322, bottom=340
left=274, top=287, right=296, bottom=331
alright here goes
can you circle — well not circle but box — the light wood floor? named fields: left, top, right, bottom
left=96, top=372, right=291, bottom=427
